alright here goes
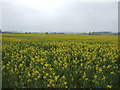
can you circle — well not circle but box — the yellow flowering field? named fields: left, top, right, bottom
left=2, top=34, right=120, bottom=88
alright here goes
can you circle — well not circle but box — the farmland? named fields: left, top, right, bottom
left=2, top=34, right=120, bottom=88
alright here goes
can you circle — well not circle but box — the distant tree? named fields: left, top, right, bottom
left=45, top=32, right=48, bottom=34
left=118, top=32, right=120, bottom=35
left=53, top=32, right=56, bottom=34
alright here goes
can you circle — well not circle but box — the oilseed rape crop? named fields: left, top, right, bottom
left=2, top=34, right=120, bottom=88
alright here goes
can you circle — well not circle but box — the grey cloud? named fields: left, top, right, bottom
left=2, top=2, right=118, bottom=32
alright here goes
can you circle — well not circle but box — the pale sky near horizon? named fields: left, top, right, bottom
left=0, top=0, right=118, bottom=32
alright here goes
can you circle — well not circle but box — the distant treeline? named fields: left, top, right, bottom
left=24, top=32, right=65, bottom=34
left=0, top=30, right=119, bottom=35
left=88, top=31, right=119, bottom=35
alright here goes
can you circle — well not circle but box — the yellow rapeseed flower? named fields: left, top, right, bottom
left=64, top=82, right=67, bottom=85
left=110, top=72, right=115, bottom=74
left=46, top=73, right=49, bottom=76
left=94, top=75, right=97, bottom=78
left=107, top=85, right=113, bottom=88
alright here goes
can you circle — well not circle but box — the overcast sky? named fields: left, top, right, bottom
left=0, top=0, right=118, bottom=32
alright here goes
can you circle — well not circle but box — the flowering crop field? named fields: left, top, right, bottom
left=2, top=34, right=120, bottom=88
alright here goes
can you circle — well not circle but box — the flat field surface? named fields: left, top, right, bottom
left=2, top=34, right=120, bottom=88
